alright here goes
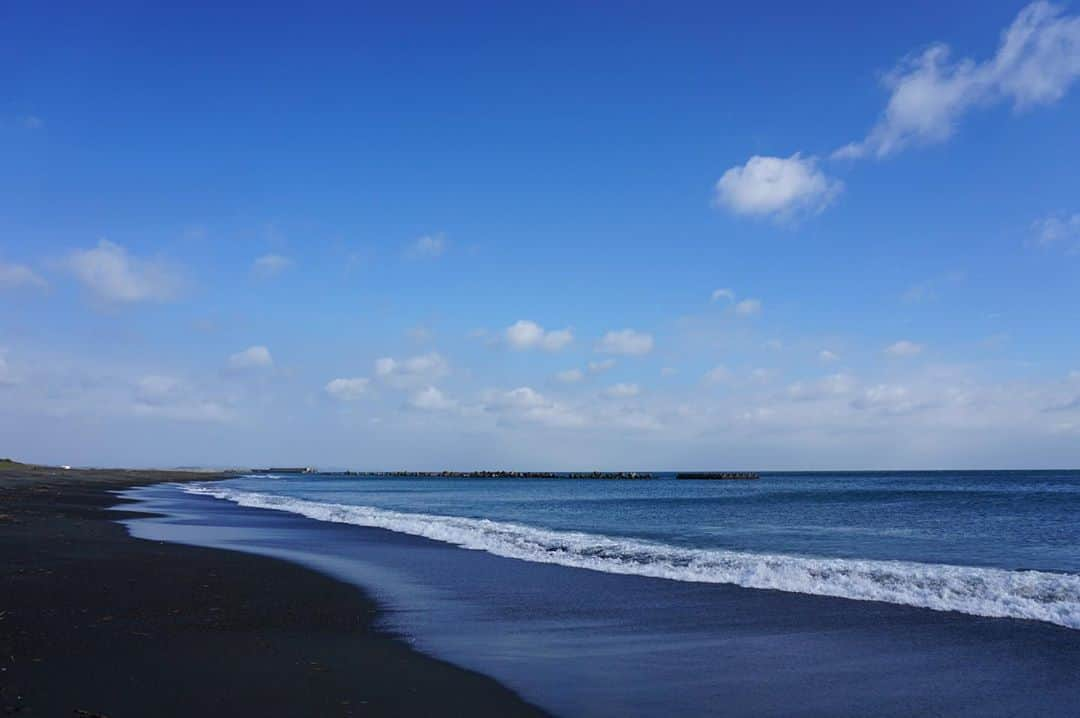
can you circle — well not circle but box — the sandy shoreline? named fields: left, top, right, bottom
left=0, top=466, right=546, bottom=717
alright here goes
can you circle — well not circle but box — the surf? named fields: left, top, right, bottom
left=185, top=483, right=1080, bottom=630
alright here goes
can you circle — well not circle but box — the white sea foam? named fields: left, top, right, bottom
left=184, top=484, right=1080, bottom=630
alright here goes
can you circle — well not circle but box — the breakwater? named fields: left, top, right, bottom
left=675, top=472, right=759, bottom=480
left=316, top=470, right=760, bottom=480
left=249, top=469, right=762, bottom=480
left=373, top=470, right=655, bottom=480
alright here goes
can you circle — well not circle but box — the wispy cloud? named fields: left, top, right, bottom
left=253, top=254, right=293, bottom=278
left=734, top=298, right=762, bottom=317
left=588, top=359, right=617, bottom=374
left=64, top=240, right=181, bottom=303
left=227, top=345, right=274, bottom=371
left=0, top=351, right=18, bottom=386
left=132, top=375, right=232, bottom=423
left=901, top=270, right=966, bottom=303
left=1030, top=212, right=1080, bottom=251
left=556, top=368, right=585, bottom=383
left=407, top=233, right=447, bottom=259
left=884, top=340, right=924, bottom=358
left=788, top=372, right=857, bottom=401
left=596, top=329, right=654, bottom=356
left=0, top=260, right=47, bottom=291
left=703, top=365, right=731, bottom=385
left=835, top=2, right=1080, bottom=159
left=603, top=382, right=640, bottom=399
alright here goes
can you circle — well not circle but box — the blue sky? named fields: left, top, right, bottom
left=2, top=1, right=1079, bottom=469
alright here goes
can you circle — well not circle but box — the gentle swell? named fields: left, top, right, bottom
left=185, top=484, right=1080, bottom=630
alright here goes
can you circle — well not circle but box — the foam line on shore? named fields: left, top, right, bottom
left=185, top=483, right=1080, bottom=630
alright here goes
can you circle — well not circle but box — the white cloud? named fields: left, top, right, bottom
left=134, top=375, right=183, bottom=405
left=64, top=240, right=180, bottom=303
left=375, top=352, right=449, bottom=387
left=588, top=359, right=617, bottom=373
left=836, top=2, right=1080, bottom=159
left=132, top=375, right=231, bottom=423
left=1031, top=212, right=1080, bottom=249
left=734, top=298, right=762, bottom=317
left=407, top=233, right=447, bottom=259
left=253, top=254, right=293, bottom=278
left=491, top=386, right=549, bottom=410
left=555, top=359, right=615, bottom=383
left=485, top=387, right=586, bottom=428
left=604, top=382, right=640, bottom=398
left=505, top=320, right=574, bottom=352
left=788, top=372, right=857, bottom=401
left=660, top=367, right=678, bottom=376
left=884, top=340, right=924, bottom=358
left=228, top=345, right=274, bottom=370
left=819, top=349, right=840, bottom=362
left=325, top=377, right=370, bottom=401
left=132, top=400, right=231, bottom=422
left=19, top=115, right=43, bottom=130
left=374, top=358, right=396, bottom=376
left=409, top=385, right=457, bottom=411
left=850, top=384, right=928, bottom=415
left=556, top=368, right=585, bottom=383
left=0, top=261, right=47, bottom=290
left=711, top=287, right=735, bottom=302
left=714, top=153, right=842, bottom=219
left=597, top=329, right=654, bottom=356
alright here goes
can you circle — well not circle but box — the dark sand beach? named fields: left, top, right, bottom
left=0, top=466, right=545, bottom=717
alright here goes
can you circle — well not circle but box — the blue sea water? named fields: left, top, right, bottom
left=121, top=470, right=1080, bottom=717
left=179, top=470, right=1080, bottom=628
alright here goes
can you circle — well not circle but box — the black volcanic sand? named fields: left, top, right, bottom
left=0, top=466, right=546, bottom=717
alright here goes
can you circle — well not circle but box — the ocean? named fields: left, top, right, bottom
left=121, top=471, right=1080, bottom=716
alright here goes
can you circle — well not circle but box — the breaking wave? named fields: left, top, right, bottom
left=185, top=484, right=1080, bottom=630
